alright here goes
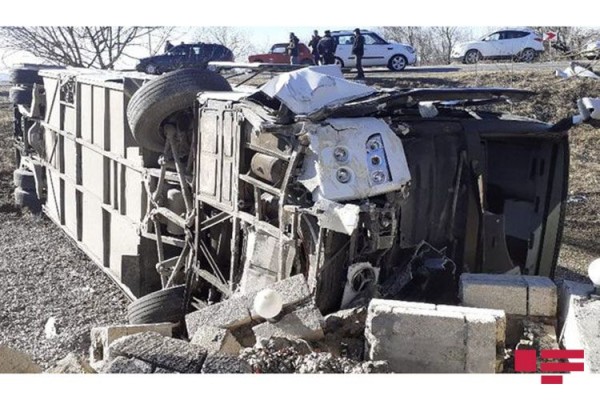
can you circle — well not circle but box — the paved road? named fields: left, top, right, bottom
left=357, top=60, right=598, bottom=77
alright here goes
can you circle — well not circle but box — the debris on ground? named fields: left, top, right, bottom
left=556, top=62, right=600, bottom=80
left=46, top=353, right=96, bottom=374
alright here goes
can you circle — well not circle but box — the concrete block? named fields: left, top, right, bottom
left=459, top=273, right=527, bottom=315
left=100, top=356, right=153, bottom=374
left=438, top=305, right=506, bottom=349
left=0, top=345, right=43, bottom=373
left=464, top=313, right=498, bottom=373
left=201, top=354, right=253, bottom=374
left=90, top=322, right=174, bottom=363
left=460, top=273, right=558, bottom=318
left=186, top=274, right=311, bottom=337
left=108, top=331, right=207, bottom=373
left=524, top=276, right=557, bottom=317
left=366, top=300, right=467, bottom=373
left=252, top=306, right=325, bottom=341
left=366, top=299, right=504, bottom=373
left=190, top=326, right=242, bottom=355
left=558, top=280, right=599, bottom=373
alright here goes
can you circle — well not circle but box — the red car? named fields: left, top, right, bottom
left=248, top=43, right=314, bottom=65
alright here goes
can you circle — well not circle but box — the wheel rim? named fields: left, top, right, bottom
left=391, top=56, right=406, bottom=70
left=466, top=51, right=479, bottom=64
left=335, top=58, right=343, bottom=67
left=522, top=49, right=534, bottom=62
left=146, top=64, right=157, bottom=74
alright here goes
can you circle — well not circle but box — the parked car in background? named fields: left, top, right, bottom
left=248, top=43, right=314, bottom=65
left=136, top=43, right=234, bottom=74
left=451, top=29, right=544, bottom=64
left=580, top=40, right=600, bottom=60
left=331, top=30, right=417, bottom=71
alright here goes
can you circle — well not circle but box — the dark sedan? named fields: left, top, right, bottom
left=136, top=43, right=234, bottom=74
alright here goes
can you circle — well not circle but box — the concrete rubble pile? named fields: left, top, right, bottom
left=2, top=273, right=596, bottom=374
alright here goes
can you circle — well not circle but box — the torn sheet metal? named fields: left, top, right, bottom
left=298, top=117, right=411, bottom=202
left=260, top=66, right=376, bottom=115
left=312, top=198, right=360, bottom=235
left=555, top=62, right=600, bottom=80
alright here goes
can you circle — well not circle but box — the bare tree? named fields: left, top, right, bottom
left=0, top=26, right=161, bottom=69
left=431, top=26, right=468, bottom=64
left=192, top=27, right=256, bottom=62
left=382, top=26, right=470, bottom=65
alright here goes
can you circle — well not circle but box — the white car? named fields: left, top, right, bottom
left=331, top=30, right=417, bottom=71
left=452, top=29, right=544, bottom=64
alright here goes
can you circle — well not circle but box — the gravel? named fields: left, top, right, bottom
left=0, top=210, right=130, bottom=369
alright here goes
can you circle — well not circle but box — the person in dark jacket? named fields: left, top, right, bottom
left=308, top=30, right=321, bottom=65
left=317, top=30, right=337, bottom=65
left=287, top=33, right=300, bottom=65
left=352, top=28, right=365, bottom=79
left=164, top=40, right=173, bottom=53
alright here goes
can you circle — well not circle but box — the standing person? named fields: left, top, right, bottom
left=352, top=28, right=365, bottom=79
left=287, top=32, right=300, bottom=65
left=318, top=30, right=337, bottom=65
left=164, top=40, right=173, bottom=53
left=308, top=30, right=321, bottom=65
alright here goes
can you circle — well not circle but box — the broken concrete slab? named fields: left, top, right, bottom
left=190, top=326, right=242, bottom=355
left=186, top=296, right=251, bottom=336
left=323, top=307, right=367, bottom=337
left=47, top=353, right=96, bottom=374
left=459, top=273, right=557, bottom=317
left=201, top=353, right=253, bottom=374
left=252, top=306, right=325, bottom=342
left=365, top=299, right=505, bottom=373
left=100, top=356, right=153, bottom=374
left=109, top=331, right=207, bottom=373
left=0, top=345, right=43, bottom=373
left=186, top=274, right=311, bottom=337
left=90, top=322, right=174, bottom=363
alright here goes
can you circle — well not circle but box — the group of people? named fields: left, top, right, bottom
left=287, top=28, right=365, bottom=79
